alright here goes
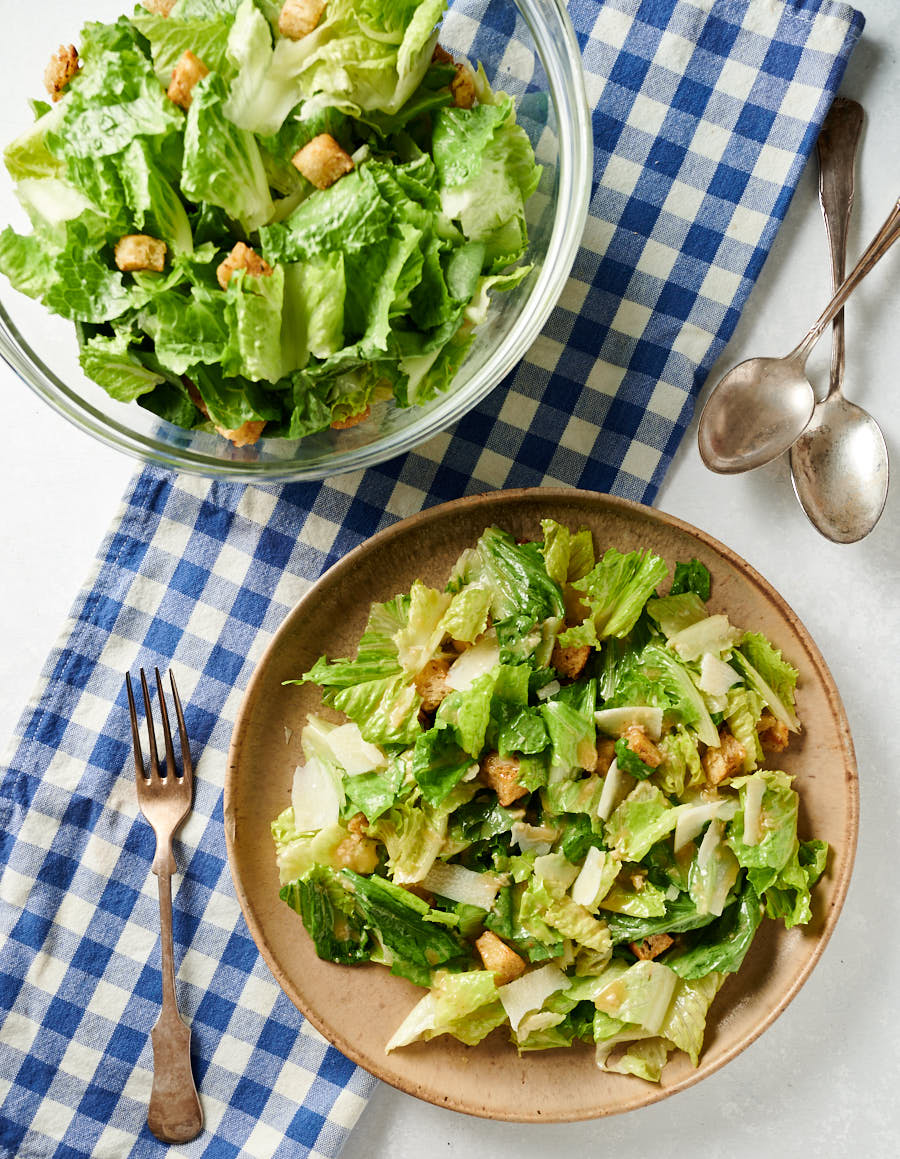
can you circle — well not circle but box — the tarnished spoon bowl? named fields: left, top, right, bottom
left=698, top=354, right=816, bottom=474
left=790, top=394, right=889, bottom=543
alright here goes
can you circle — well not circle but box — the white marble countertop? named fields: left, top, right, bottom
left=2, top=2, right=898, bottom=1154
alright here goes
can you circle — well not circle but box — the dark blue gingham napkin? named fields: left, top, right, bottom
left=0, top=1, right=863, bottom=1155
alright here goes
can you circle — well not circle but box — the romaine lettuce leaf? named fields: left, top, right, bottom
left=560, top=548, right=668, bottom=647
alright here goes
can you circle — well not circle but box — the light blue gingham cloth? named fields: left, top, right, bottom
left=0, top=1, right=864, bottom=1155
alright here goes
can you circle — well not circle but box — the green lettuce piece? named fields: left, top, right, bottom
left=341, top=868, right=469, bottom=985
left=593, top=959, right=679, bottom=1035
left=131, top=5, right=237, bottom=84
left=44, top=222, right=145, bottom=323
left=560, top=549, right=668, bottom=646
left=147, top=288, right=230, bottom=376
left=435, top=88, right=541, bottom=268
left=614, top=737, right=655, bottom=781
left=411, top=727, right=475, bottom=807
left=342, top=753, right=409, bottom=823
left=603, top=891, right=721, bottom=945
left=723, top=686, right=765, bottom=772
left=688, top=819, right=741, bottom=917
left=386, top=969, right=505, bottom=1050
left=282, top=253, right=346, bottom=364
left=435, top=671, right=495, bottom=758
left=666, top=883, right=763, bottom=979
left=645, top=592, right=707, bottom=639
left=394, top=581, right=451, bottom=676
left=483, top=883, right=563, bottom=963
left=597, top=880, right=668, bottom=918
left=300, top=594, right=408, bottom=687
left=540, top=685, right=597, bottom=776
left=542, top=777, right=604, bottom=821
left=669, top=559, right=711, bottom=601
left=324, top=673, right=421, bottom=747
left=658, top=972, right=723, bottom=1065
left=271, top=809, right=348, bottom=884
left=187, top=362, right=282, bottom=431
left=604, top=782, right=683, bottom=862
left=759, top=839, right=828, bottom=929
left=263, top=0, right=444, bottom=119
left=539, top=519, right=595, bottom=585
left=261, top=166, right=392, bottom=265
left=222, top=265, right=290, bottom=383
left=0, top=227, right=59, bottom=300
left=48, top=47, right=183, bottom=160
left=732, top=633, right=800, bottom=732
left=78, top=332, right=166, bottom=402
left=4, top=100, right=67, bottom=181
left=542, top=895, right=612, bottom=955
left=654, top=725, right=704, bottom=798
left=614, top=642, right=720, bottom=747
left=280, top=864, right=372, bottom=964
left=726, top=770, right=799, bottom=874
left=181, top=72, right=274, bottom=234
left=117, top=138, right=193, bottom=255
left=438, top=586, right=492, bottom=644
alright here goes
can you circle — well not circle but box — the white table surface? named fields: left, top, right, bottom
left=2, top=2, right=899, bottom=1155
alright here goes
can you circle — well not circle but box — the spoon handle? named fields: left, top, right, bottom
left=793, top=194, right=900, bottom=362
left=816, top=98, right=863, bottom=396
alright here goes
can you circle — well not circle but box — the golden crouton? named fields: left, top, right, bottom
left=347, top=811, right=369, bottom=836
left=432, top=44, right=454, bottom=65
left=291, top=133, right=354, bottom=190
left=45, top=45, right=79, bottom=102
left=114, top=235, right=167, bottom=273
left=142, top=0, right=177, bottom=15
left=278, top=0, right=326, bottom=40
left=621, top=725, right=663, bottom=769
left=331, top=405, right=371, bottom=431
left=333, top=830, right=379, bottom=875
left=479, top=752, right=528, bottom=807
left=595, top=736, right=617, bottom=775
left=167, top=51, right=209, bottom=110
left=550, top=638, right=591, bottom=680
left=414, top=658, right=452, bottom=713
left=475, top=930, right=526, bottom=986
left=758, top=711, right=790, bottom=753
left=216, top=242, right=274, bottom=290
left=702, top=726, right=746, bottom=786
left=217, top=420, right=267, bottom=447
left=451, top=62, right=477, bottom=109
left=629, top=933, right=674, bottom=961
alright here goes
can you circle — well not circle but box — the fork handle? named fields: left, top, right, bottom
left=147, top=869, right=203, bottom=1144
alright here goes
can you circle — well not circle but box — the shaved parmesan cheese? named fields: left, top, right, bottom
left=596, top=758, right=629, bottom=822
left=533, top=852, right=580, bottom=891
left=571, top=845, right=616, bottom=908
left=742, top=776, right=765, bottom=845
left=326, top=721, right=387, bottom=775
left=498, top=964, right=568, bottom=1034
left=422, top=863, right=505, bottom=909
left=594, top=706, right=663, bottom=740
left=447, top=632, right=500, bottom=691
left=670, top=615, right=740, bottom=663
left=698, top=653, right=741, bottom=697
left=673, top=798, right=739, bottom=852
left=536, top=679, right=561, bottom=701
left=290, top=757, right=341, bottom=833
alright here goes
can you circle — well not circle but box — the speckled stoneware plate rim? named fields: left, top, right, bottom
left=225, top=488, right=858, bottom=1122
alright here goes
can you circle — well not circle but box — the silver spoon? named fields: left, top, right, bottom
left=698, top=191, right=900, bottom=474
left=789, top=99, right=889, bottom=543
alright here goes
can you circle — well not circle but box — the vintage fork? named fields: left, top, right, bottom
left=127, top=668, right=204, bottom=1145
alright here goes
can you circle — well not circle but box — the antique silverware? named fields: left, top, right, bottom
left=789, top=98, right=889, bottom=542
left=128, top=668, right=203, bottom=1145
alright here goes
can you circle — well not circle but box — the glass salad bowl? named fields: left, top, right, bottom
left=0, top=0, right=591, bottom=482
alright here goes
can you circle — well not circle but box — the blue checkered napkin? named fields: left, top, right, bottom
left=0, top=2, right=864, bottom=1157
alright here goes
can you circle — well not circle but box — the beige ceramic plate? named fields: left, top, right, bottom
left=225, top=488, right=857, bottom=1121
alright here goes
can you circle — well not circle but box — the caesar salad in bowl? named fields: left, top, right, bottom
left=0, top=0, right=590, bottom=480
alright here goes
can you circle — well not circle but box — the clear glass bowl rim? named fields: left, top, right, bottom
left=0, top=0, right=592, bottom=482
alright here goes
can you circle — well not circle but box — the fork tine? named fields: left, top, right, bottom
left=126, top=673, right=147, bottom=783
left=140, top=668, right=161, bottom=779
left=155, top=668, right=177, bottom=780
left=168, top=671, right=193, bottom=785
